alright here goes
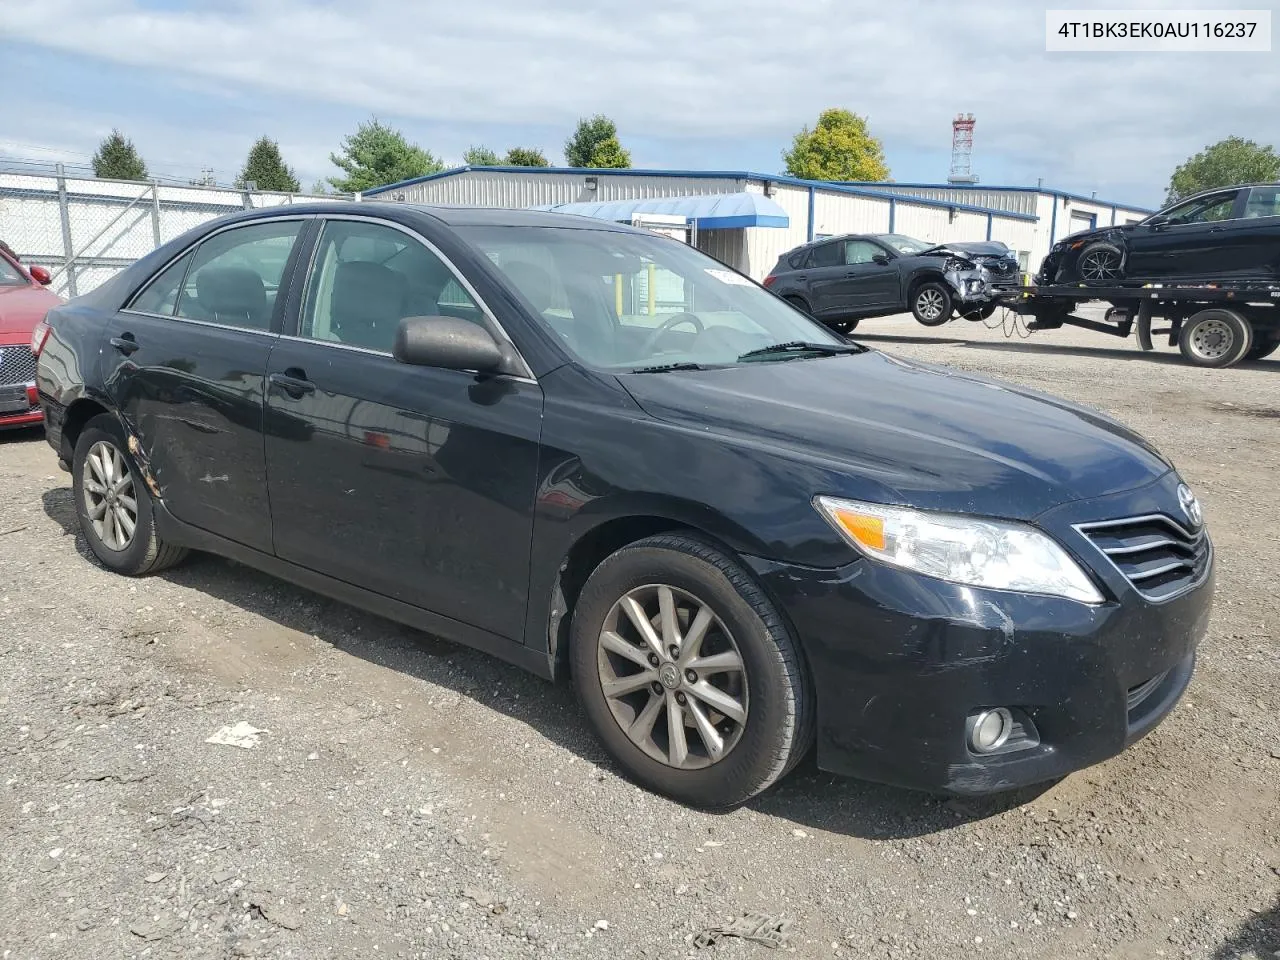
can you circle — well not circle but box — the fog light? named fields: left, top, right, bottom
left=968, top=708, right=1014, bottom=754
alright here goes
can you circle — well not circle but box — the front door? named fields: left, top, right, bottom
left=263, top=216, right=544, bottom=642
left=103, top=218, right=307, bottom=553
left=1125, top=189, right=1243, bottom=280
left=835, top=239, right=900, bottom=311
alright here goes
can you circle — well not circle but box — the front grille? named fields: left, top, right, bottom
left=1075, top=513, right=1211, bottom=603
left=1126, top=670, right=1169, bottom=713
left=0, top=345, right=37, bottom=387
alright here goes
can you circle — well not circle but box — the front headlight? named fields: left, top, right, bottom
left=814, top=496, right=1104, bottom=604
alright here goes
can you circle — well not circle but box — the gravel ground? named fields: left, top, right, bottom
left=1, top=309, right=1277, bottom=960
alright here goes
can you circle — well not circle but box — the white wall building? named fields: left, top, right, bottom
left=365, top=167, right=1151, bottom=282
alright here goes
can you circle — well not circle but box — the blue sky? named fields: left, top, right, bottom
left=1, top=0, right=1277, bottom=206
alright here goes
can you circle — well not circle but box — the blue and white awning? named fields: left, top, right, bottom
left=533, top=191, right=789, bottom=230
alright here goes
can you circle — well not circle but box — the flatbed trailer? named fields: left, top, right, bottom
left=999, top=281, right=1280, bottom=368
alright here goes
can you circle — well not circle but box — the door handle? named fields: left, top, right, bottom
left=109, top=335, right=139, bottom=356
left=268, top=369, right=315, bottom=399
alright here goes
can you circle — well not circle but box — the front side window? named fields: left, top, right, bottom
left=1160, top=191, right=1239, bottom=225
left=460, top=225, right=846, bottom=371
left=844, top=240, right=885, bottom=265
left=0, top=253, right=25, bottom=286
left=300, top=219, right=483, bottom=353
left=1244, top=186, right=1280, bottom=219
left=173, top=220, right=303, bottom=330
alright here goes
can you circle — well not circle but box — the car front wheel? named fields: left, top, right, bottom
left=72, top=414, right=187, bottom=576
left=570, top=533, right=813, bottom=808
left=1077, top=242, right=1124, bottom=283
left=911, top=281, right=953, bottom=326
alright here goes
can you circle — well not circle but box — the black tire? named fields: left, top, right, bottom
left=1246, top=337, right=1280, bottom=361
left=1178, top=308, right=1253, bottom=368
left=71, top=414, right=187, bottom=576
left=827, top=318, right=859, bottom=335
left=910, top=280, right=953, bottom=326
left=1076, top=242, right=1124, bottom=283
left=783, top=295, right=812, bottom=316
left=569, top=533, right=814, bottom=809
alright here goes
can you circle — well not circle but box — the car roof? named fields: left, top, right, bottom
left=781, top=233, right=887, bottom=257
left=1168, top=183, right=1280, bottom=206
left=207, top=200, right=640, bottom=232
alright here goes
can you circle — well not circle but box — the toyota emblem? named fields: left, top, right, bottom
left=1177, top=484, right=1203, bottom=528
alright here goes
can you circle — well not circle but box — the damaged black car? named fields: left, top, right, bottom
left=1037, top=183, right=1280, bottom=286
left=764, top=233, right=1021, bottom=330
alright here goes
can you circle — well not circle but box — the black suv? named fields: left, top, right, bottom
left=1039, top=183, right=1280, bottom=285
left=36, top=202, right=1211, bottom=808
left=764, top=233, right=1020, bottom=330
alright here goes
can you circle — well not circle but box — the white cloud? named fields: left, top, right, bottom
left=4, top=0, right=1278, bottom=203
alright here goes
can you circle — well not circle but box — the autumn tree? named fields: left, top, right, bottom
left=783, top=108, right=889, bottom=182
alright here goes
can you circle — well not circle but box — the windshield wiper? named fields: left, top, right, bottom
left=736, top=341, right=864, bottom=361
left=629, top=361, right=708, bottom=374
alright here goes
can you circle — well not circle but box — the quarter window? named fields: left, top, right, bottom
left=300, top=219, right=483, bottom=353
left=128, top=251, right=194, bottom=316
left=173, top=221, right=303, bottom=330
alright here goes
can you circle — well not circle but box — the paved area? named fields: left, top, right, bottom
left=1, top=309, right=1277, bottom=960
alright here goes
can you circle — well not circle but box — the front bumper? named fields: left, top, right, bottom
left=746, top=476, right=1215, bottom=795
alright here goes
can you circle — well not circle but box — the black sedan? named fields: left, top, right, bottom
left=1038, top=183, right=1280, bottom=285
left=764, top=233, right=1021, bottom=330
left=35, top=203, right=1212, bottom=807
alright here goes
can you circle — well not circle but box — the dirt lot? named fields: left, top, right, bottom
left=1, top=311, right=1277, bottom=960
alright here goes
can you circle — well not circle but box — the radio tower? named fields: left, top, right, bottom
left=948, top=113, right=978, bottom=184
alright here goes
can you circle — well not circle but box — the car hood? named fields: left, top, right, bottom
left=921, top=241, right=1012, bottom=259
left=619, top=351, right=1171, bottom=521
left=0, top=284, right=61, bottom=342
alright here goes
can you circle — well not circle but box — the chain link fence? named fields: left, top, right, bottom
left=0, top=166, right=353, bottom=297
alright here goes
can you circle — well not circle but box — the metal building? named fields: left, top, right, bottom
left=364, top=167, right=1149, bottom=282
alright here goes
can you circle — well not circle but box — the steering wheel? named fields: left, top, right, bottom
left=639, top=312, right=705, bottom=355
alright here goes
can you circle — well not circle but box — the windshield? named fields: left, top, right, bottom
left=0, top=254, right=26, bottom=286
left=459, top=225, right=847, bottom=370
left=879, top=234, right=932, bottom=255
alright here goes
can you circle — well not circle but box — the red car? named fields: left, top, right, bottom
left=0, top=247, right=62, bottom=429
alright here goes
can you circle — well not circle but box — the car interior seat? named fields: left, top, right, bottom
left=194, top=266, right=269, bottom=328
left=330, top=260, right=408, bottom=349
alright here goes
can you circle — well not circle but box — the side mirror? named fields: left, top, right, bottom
left=28, top=265, right=52, bottom=285
left=393, top=316, right=511, bottom=374
left=872, top=254, right=891, bottom=266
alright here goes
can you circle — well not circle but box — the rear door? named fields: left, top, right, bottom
left=803, top=241, right=850, bottom=316
left=263, top=215, right=543, bottom=642
left=104, top=217, right=309, bottom=553
left=1125, top=189, right=1242, bottom=280
left=836, top=239, right=900, bottom=311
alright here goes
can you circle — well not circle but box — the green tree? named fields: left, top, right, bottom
left=586, top=135, right=631, bottom=169
left=565, top=114, right=629, bottom=168
left=235, top=136, right=300, bottom=192
left=505, top=146, right=549, bottom=167
left=1166, top=136, right=1280, bottom=204
left=783, top=108, right=889, bottom=182
left=327, top=118, right=443, bottom=192
left=464, top=145, right=501, bottom=166
left=92, top=129, right=149, bottom=181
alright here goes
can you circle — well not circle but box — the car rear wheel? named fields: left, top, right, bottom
left=911, top=281, right=953, bottom=326
left=570, top=533, right=813, bottom=809
left=828, top=318, right=860, bottom=335
left=1178, top=308, right=1253, bottom=368
left=72, top=414, right=187, bottom=576
left=1077, top=242, right=1124, bottom=283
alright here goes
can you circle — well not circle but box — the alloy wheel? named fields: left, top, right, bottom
left=915, top=289, right=945, bottom=321
left=1186, top=318, right=1234, bottom=361
left=82, top=440, right=138, bottom=552
left=1079, top=248, right=1122, bottom=281
left=596, top=584, right=748, bottom=770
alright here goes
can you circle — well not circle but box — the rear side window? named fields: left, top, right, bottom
left=809, top=242, right=841, bottom=268
left=175, top=221, right=303, bottom=330
left=1244, top=187, right=1280, bottom=219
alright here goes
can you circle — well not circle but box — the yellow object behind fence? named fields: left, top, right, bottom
left=615, top=274, right=623, bottom=315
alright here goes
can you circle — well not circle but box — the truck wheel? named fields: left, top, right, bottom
left=1077, top=242, right=1124, bottom=283
left=1178, top=308, right=1253, bottom=368
left=911, top=281, right=953, bottom=326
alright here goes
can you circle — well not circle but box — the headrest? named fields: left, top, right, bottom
left=332, top=260, right=406, bottom=323
left=501, top=261, right=555, bottom=313
left=196, top=266, right=267, bottom=321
